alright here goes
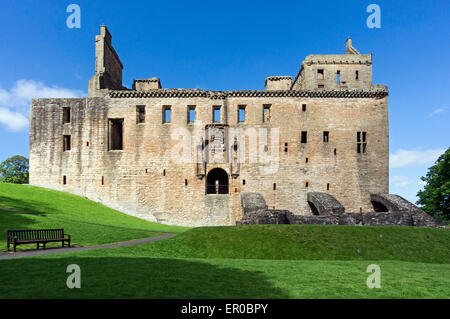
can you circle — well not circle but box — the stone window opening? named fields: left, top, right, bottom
left=188, top=106, right=196, bottom=123
left=86, top=141, right=89, bottom=147
left=334, top=148, right=337, bottom=156
left=213, top=106, right=221, bottom=123
left=355, top=70, right=359, bottom=80
left=305, top=157, right=309, bottom=163
left=185, top=179, right=188, bottom=186
left=136, top=105, right=145, bottom=123
left=163, top=169, right=166, bottom=176
left=305, top=181, right=309, bottom=188
left=302, top=104, right=306, bottom=112
left=163, top=106, right=171, bottom=123
left=238, top=105, right=246, bottom=123
left=323, top=131, right=329, bottom=143
left=63, top=107, right=71, bottom=124
left=101, top=176, right=104, bottom=185
left=263, top=104, right=271, bottom=123
left=318, top=84, right=324, bottom=89
left=301, top=131, right=307, bottom=143
left=63, top=175, right=67, bottom=185
left=273, top=183, right=276, bottom=191
left=357, top=131, right=367, bottom=154
left=327, top=183, right=330, bottom=191
left=242, top=179, right=246, bottom=185
left=63, top=135, right=71, bottom=152
left=264, top=145, right=268, bottom=152
left=337, top=70, right=341, bottom=85
left=108, top=119, right=123, bottom=150
left=284, top=142, right=288, bottom=153
left=317, top=69, right=324, bottom=80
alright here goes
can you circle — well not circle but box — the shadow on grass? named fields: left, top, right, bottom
left=0, top=256, right=290, bottom=298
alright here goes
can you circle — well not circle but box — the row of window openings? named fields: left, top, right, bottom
left=62, top=174, right=330, bottom=192
left=142, top=104, right=308, bottom=124
left=63, top=131, right=367, bottom=153
left=317, top=69, right=359, bottom=83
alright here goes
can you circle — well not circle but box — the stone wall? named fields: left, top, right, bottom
left=29, top=27, right=389, bottom=227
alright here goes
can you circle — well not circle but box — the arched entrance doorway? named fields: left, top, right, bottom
left=206, top=168, right=229, bottom=194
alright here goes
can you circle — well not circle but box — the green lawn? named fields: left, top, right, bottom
left=0, top=183, right=187, bottom=250
left=0, top=183, right=449, bottom=298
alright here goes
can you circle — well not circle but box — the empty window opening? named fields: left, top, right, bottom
left=263, top=105, right=271, bottom=123
left=86, top=141, right=89, bottom=147
left=63, top=107, right=71, bottom=124
left=317, top=69, right=324, bottom=80
left=323, top=131, right=329, bottom=143
left=273, top=183, right=276, bottom=191
left=318, top=84, right=324, bottom=89
left=101, top=176, right=104, bottom=185
left=305, top=182, right=309, bottom=188
left=357, top=131, right=367, bottom=154
left=355, top=70, right=359, bottom=80
left=206, top=168, right=229, bottom=194
left=238, top=106, right=246, bottom=123
left=136, top=105, right=145, bottom=123
left=163, top=106, right=171, bottom=123
left=302, top=104, right=306, bottom=112
left=163, top=169, right=166, bottom=176
left=185, top=179, right=188, bottom=186
left=188, top=106, right=196, bottom=123
left=327, top=183, right=330, bottom=191
left=213, top=106, right=221, bottom=123
left=301, top=131, right=307, bottom=143
left=305, top=157, right=309, bottom=163
left=264, top=145, right=268, bottom=152
left=63, top=135, right=71, bottom=151
left=334, top=148, right=337, bottom=156
left=337, top=70, right=340, bottom=85
left=284, top=142, right=288, bottom=153
left=108, top=119, right=123, bottom=150
left=63, top=176, right=67, bottom=185
left=242, top=179, right=246, bottom=185
left=235, top=188, right=238, bottom=192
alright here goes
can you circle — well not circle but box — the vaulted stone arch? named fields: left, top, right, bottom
left=307, top=192, right=345, bottom=215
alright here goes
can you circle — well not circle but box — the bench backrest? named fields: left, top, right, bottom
left=7, top=229, right=64, bottom=241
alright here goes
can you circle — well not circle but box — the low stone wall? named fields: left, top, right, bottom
left=237, top=192, right=442, bottom=228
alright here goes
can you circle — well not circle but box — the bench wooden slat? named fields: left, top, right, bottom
left=6, top=229, right=71, bottom=252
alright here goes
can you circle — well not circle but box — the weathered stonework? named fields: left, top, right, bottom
left=30, top=26, right=391, bottom=227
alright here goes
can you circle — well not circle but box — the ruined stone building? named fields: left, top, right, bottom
left=30, top=25, right=418, bottom=227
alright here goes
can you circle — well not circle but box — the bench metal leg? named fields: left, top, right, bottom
left=43, top=242, right=46, bottom=250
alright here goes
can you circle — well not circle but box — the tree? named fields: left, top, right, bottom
left=0, top=155, right=29, bottom=184
left=417, top=148, right=450, bottom=223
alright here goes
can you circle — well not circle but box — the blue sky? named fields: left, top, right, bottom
left=0, top=0, right=448, bottom=203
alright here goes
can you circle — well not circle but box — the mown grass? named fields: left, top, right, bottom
left=0, top=183, right=187, bottom=250
left=0, top=183, right=448, bottom=298
left=109, top=224, right=450, bottom=264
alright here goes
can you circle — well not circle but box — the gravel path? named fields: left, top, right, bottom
left=0, top=233, right=175, bottom=260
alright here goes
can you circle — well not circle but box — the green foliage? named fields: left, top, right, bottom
left=417, top=147, right=450, bottom=222
left=0, top=155, right=29, bottom=184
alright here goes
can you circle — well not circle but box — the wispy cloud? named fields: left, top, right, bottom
left=390, top=175, right=412, bottom=188
left=0, top=79, right=84, bottom=131
left=428, top=107, right=447, bottom=117
left=390, top=148, right=445, bottom=169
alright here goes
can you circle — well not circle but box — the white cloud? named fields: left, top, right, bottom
left=428, top=107, right=447, bottom=117
left=390, top=175, right=412, bottom=188
left=390, top=148, right=445, bottom=169
left=0, top=107, right=28, bottom=131
left=0, top=79, right=85, bottom=131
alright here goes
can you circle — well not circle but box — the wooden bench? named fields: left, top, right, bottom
left=6, top=229, right=71, bottom=252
